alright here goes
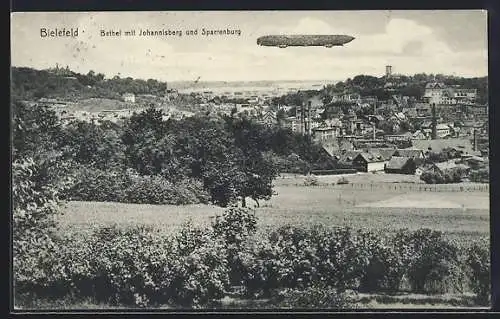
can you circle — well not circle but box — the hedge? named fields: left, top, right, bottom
left=63, top=166, right=210, bottom=205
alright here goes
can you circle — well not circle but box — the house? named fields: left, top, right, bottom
left=411, top=138, right=481, bottom=157
left=122, top=93, right=136, bottom=103
left=390, top=112, right=407, bottom=123
left=336, top=150, right=363, bottom=167
left=259, top=110, right=277, bottom=127
left=313, top=126, right=341, bottom=141
left=384, top=133, right=412, bottom=142
left=402, top=107, right=418, bottom=117
left=313, top=121, right=342, bottom=141
left=384, top=156, right=417, bottom=174
left=423, top=83, right=456, bottom=105
left=369, top=148, right=397, bottom=161
left=321, top=138, right=355, bottom=158
left=453, top=88, right=477, bottom=103
left=350, top=119, right=372, bottom=136
left=412, top=130, right=428, bottom=140
left=436, top=123, right=452, bottom=138
left=415, top=102, right=431, bottom=116
left=360, top=96, right=378, bottom=105
left=393, top=149, right=426, bottom=165
left=282, top=116, right=300, bottom=133
left=424, top=82, right=479, bottom=106
left=424, top=82, right=447, bottom=104
left=331, top=92, right=361, bottom=104
left=352, top=152, right=387, bottom=172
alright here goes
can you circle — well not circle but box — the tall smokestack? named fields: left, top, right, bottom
left=473, top=128, right=477, bottom=152
left=307, top=101, right=312, bottom=138
left=300, top=103, right=305, bottom=135
left=431, top=103, right=437, bottom=140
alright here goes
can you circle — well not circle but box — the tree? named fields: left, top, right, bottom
left=122, top=106, right=175, bottom=176
left=12, top=100, right=63, bottom=161
left=225, top=117, right=279, bottom=207
left=59, top=120, right=126, bottom=170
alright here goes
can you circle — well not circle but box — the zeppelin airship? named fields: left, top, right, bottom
left=256, top=34, right=355, bottom=48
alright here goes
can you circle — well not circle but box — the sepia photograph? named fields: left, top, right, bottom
left=11, top=10, right=490, bottom=310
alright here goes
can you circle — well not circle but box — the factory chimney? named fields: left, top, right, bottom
left=307, top=101, right=312, bottom=138
left=431, top=103, right=437, bottom=140
left=300, top=103, right=305, bottom=135
left=385, top=65, right=392, bottom=78
left=473, top=128, right=478, bottom=152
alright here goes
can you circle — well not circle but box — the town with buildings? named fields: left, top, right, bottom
left=31, top=63, right=489, bottom=182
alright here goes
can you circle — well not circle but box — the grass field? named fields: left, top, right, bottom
left=58, top=182, right=490, bottom=245
left=275, top=172, right=423, bottom=185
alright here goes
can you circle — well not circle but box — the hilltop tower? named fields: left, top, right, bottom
left=385, top=65, right=392, bottom=78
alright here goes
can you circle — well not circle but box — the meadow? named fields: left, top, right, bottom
left=58, top=180, right=490, bottom=245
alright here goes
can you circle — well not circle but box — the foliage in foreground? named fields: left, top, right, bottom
left=466, top=238, right=491, bottom=305
left=12, top=157, right=68, bottom=291
left=16, top=219, right=490, bottom=309
left=13, top=160, right=490, bottom=308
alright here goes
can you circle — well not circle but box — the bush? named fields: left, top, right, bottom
left=311, top=227, right=369, bottom=292
left=212, top=207, right=258, bottom=286
left=469, top=168, right=489, bottom=183
left=13, top=158, right=63, bottom=296
left=212, top=207, right=257, bottom=248
left=124, top=173, right=210, bottom=205
left=420, top=169, right=463, bottom=184
left=303, top=175, right=319, bottom=186
left=65, top=166, right=129, bottom=202
left=337, top=177, right=349, bottom=185
left=358, top=231, right=404, bottom=293
left=65, top=166, right=210, bottom=205
left=420, top=171, right=444, bottom=184
left=239, top=226, right=370, bottom=297
left=31, top=222, right=230, bottom=308
left=277, top=154, right=311, bottom=174
left=395, top=229, right=460, bottom=294
left=466, top=239, right=490, bottom=305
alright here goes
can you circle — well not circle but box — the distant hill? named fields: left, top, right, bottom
left=11, top=66, right=168, bottom=101
left=11, top=66, right=488, bottom=106
left=321, top=74, right=488, bottom=104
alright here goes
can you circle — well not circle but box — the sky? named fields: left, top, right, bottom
left=11, top=10, right=488, bottom=82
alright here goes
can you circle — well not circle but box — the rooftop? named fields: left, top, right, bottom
left=386, top=156, right=413, bottom=170
left=411, top=138, right=480, bottom=155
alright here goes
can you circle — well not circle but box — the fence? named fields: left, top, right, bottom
left=280, top=182, right=490, bottom=192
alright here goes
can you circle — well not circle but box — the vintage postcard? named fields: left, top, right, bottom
left=10, top=10, right=489, bottom=310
